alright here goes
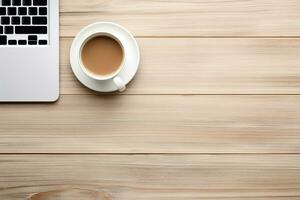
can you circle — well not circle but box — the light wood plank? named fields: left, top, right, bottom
left=60, top=38, right=300, bottom=95
left=0, top=155, right=300, bottom=199
left=1, top=95, right=300, bottom=153
left=59, top=0, right=300, bottom=37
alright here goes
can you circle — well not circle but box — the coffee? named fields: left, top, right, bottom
left=81, top=36, right=123, bottom=76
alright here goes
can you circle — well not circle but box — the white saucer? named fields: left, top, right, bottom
left=70, top=22, right=140, bottom=92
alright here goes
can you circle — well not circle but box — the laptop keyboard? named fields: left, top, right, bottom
left=0, top=0, right=48, bottom=46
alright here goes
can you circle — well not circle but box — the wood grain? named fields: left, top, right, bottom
left=0, top=95, right=300, bottom=153
left=61, top=38, right=300, bottom=95
left=59, top=0, right=300, bottom=37
left=1, top=1, right=300, bottom=199
left=0, top=155, right=300, bottom=200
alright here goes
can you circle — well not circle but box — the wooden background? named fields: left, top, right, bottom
left=1, top=0, right=300, bottom=199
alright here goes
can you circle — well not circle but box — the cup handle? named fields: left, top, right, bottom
left=113, top=76, right=126, bottom=92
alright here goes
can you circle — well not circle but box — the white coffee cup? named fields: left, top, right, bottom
left=78, top=31, right=127, bottom=92
left=70, top=22, right=140, bottom=93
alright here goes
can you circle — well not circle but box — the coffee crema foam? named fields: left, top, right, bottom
left=81, top=36, right=123, bottom=76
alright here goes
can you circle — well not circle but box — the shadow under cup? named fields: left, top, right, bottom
left=79, top=33, right=125, bottom=81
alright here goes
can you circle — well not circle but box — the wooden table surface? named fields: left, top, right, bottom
left=1, top=1, right=300, bottom=199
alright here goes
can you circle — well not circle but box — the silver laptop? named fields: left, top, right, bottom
left=0, top=0, right=59, bottom=102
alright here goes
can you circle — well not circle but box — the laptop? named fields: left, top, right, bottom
left=0, top=0, right=59, bottom=102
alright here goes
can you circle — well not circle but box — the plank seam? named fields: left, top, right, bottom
left=1, top=153, right=300, bottom=155
left=60, top=36, right=300, bottom=39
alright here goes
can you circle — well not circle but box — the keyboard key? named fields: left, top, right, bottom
left=38, top=40, right=47, bottom=45
left=15, top=26, right=47, bottom=34
left=8, top=40, right=17, bottom=45
left=0, top=26, right=3, bottom=34
left=32, top=16, right=47, bottom=25
left=18, top=7, right=27, bottom=15
left=8, top=7, right=17, bottom=15
left=23, top=0, right=31, bottom=6
left=2, top=0, right=11, bottom=6
left=22, top=16, right=30, bottom=24
left=12, top=0, right=21, bottom=6
left=28, top=35, right=37, bottom=40
left=28, top=40, right=37, bottom=45
left=1, top=17, right=10, bottom=25
left=0, top=7, right=6, bottom=15
left=12, top=17, right=20, bottom=24
left=5, top=26, right=14, bottom=34
left=18, top=40, right=27, bottom=45
left=33, top=0, right=46, bottom=6
left=39, top=7, right=47, bottom=15
left=28, top=7, right=37, bottom=15
left=0, top=35, right=7, bottom=45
